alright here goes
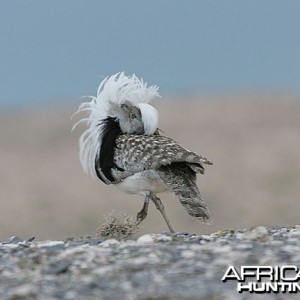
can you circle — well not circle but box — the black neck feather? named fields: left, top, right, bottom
left=95, top=117, right=122, bottom=183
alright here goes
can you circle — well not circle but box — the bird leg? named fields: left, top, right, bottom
left=149, top=193, right=175, bottom=233
left=136, top=195, right=150, bottom=225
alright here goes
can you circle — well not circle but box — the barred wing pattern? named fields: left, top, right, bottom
left=112, top=134, right=212, bottom=223
left=113, top=134, right=212, bottom=178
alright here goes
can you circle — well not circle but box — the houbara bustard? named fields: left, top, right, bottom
left=73, top=72, right=212, bottom=232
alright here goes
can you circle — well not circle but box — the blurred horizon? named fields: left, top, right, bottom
left=1, top=1, right=300, bottom=240
left=1, top=95, right=300, bottom=240
left=1, top=1, right=300, bottom=112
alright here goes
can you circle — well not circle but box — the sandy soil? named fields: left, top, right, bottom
left=1, top=93, right=300, bottom=240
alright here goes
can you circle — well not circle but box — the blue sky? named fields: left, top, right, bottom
left=0, top=1, right=299, bottom=110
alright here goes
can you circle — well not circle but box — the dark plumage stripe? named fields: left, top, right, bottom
left=95, top=117, right=122, bottom=183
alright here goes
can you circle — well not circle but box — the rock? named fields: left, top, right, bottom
left=37, top=240, right=65, bottom=253
left=37, top=240, right=65, bottom=247
left=88, top=238, right=104, bottom=245
left=100, top=238, right=120, bottom=247
left=43, top=260, right=71, bottom=275
left=181, top=250, right=196, bottom=258
left=137, top=234, right=172, bottom=244
left=6, top=283, right=37, bottom=299
left=1, top=225, right=300, bottom=299
left=241, top=226, right=269, bottom=241
left=136, top=234, right=155, bottom=244
left=2, top=236, right=24, bottom=244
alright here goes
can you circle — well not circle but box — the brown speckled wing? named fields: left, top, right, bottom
left=113, top=134, right=212, bottom=223
left=113, top=134, right=212, bottom=176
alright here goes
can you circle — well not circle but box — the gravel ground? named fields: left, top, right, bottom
left=1, top=226, right=300, bottom=300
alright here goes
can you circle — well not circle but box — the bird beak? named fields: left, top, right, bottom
left=120, top=104, right=129, bottom=113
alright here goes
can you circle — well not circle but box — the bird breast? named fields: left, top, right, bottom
left=115, top=170, right=168, bottom=196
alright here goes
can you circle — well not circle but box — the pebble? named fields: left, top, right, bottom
left=1, top=225, right=300, bottom=299
left=241, top=226, right=269, bottom=241
left=37, top=240, right=65, bottom=248
left=201, top=234, right=214, bottom=241
left=99, top=238, right=120, bottom=247
left=136, top=234, right=155, bottom=244
left=7, top=283, right=37, bottom=298
left=181, top=250, right=195, bottom=258
left=2, top=236, right=23, bottom=244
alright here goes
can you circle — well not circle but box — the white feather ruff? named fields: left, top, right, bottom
left=137, top=103, right=159, bottom=135
left=73, top=72, right=160, bottom=177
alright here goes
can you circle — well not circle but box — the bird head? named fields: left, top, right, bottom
left=118, top=101, right=144, bottom=134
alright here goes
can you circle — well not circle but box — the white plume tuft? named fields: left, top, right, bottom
left=137, top=103, right=159, bottom=135
left=73, top=72, right=160, bottom=177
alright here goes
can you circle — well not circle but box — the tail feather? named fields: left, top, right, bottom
left=180, top=153, right=213, bottom=175
left=158, top=163, right=212, bottom=224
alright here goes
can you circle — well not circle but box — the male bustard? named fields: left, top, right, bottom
left=73, top=72, right=212, bottom=232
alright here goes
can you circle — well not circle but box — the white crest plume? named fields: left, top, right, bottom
left=73, top=72, right=160, bottom=177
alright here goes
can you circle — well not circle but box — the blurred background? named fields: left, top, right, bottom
left=1, top=1, right=300, bottom=240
